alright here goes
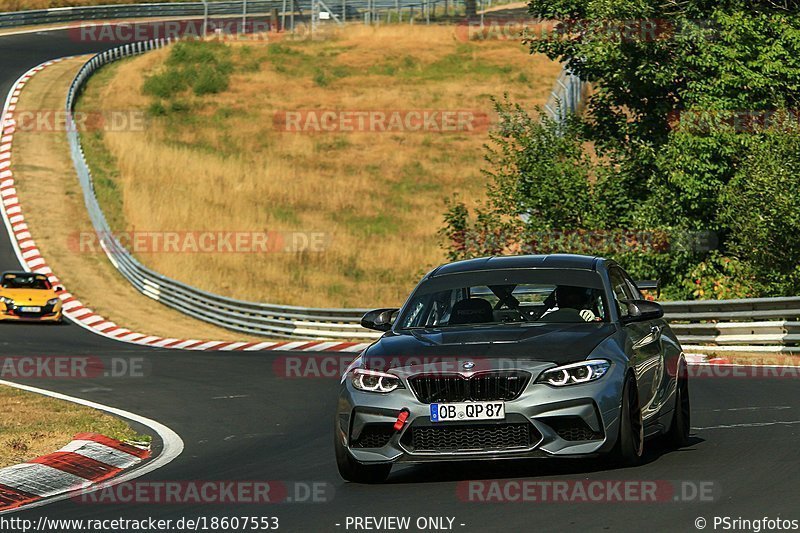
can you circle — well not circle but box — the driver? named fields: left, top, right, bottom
left=543, top=285, right=599, bottom=322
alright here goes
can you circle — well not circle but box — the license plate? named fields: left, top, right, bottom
left=430, top=401, right=505, bottom=422
left=19, top=306, right=41, bottom=313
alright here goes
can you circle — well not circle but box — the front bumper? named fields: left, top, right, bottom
left=336, top=364, right=626, bottom=465
left=0, top=304, right=62, bottom=322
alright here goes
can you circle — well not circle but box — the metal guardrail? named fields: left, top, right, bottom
left=543, top=67, right=585, bottom=125
left=65, top=39, right=380, bottom=340
left=662, top=298, right=800, bottom=348
left=1, top=0, right=459, bottom=29
left=1, top=2, right=274, bottom=28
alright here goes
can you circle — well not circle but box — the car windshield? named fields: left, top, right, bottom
left=1, top=273, right=51, bottom=290
left=397, top=268, right=608, bottom=329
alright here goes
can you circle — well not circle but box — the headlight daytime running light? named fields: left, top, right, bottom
left=351, top=368, right=404, bottom=393
left=536, top=360, right=611, bottom=387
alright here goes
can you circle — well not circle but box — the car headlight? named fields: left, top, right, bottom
left=47, top=298, right=59, bottom=306
left=536, top=360, right=611, bottom=387
left=0, top=296, right=13, bottom=306
left=351, top=368, right=404, bottom=393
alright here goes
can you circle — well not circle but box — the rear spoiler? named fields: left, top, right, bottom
left=634, top=280, right=660, bottom=298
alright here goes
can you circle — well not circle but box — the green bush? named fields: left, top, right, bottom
left=142, top=70, right=189, bottom=99
left=143, top=40, right=234, bottom=100
left=682, top=253, right=759, bottom=300
left=720, top=125, right=800, bottom=295
left=193, top=64, right=230, bottom=95
left=442, top=1, right=800, bottom=299
left=147, top=101, right=167, bottom=116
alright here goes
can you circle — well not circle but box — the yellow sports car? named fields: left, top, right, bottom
left=0, top=271, right=63, bottom=323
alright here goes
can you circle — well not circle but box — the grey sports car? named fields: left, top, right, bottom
left=334, top=254, right=691, bottom=483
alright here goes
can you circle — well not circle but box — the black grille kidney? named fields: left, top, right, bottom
left=408, top=371, right=530, bottom=403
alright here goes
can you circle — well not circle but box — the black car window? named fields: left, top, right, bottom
left=1, top=274, right=51, bottom=290
left=621, top=271, right=646, bottom=300
left=608, top=267, right=634, bottom=318
left=397, top=269, right=608, bottom=328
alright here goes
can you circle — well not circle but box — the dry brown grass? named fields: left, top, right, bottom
left=0, top=384, right=142, bottom=468
left=83, top=25, right=560, bottom=307
left=11, top=57, right=270, bottom=342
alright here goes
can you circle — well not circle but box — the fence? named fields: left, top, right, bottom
left=543, top=68, right=586, bottom=125
left=2, top=0, right=486, bottom=29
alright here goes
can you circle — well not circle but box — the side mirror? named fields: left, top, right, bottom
left=621, top=300, right=664, bottom=323
left=360, top=308, right=399, bottom=332
left=54, top=286, right=64, bottom=292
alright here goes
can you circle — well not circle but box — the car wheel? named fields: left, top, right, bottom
left=334, top=429, right=391, bottom=483
left=665, top=360, right=691, bottom=448
left=610, top=373, right=644, bottom=466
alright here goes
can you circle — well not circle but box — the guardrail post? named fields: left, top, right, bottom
left=270, top=8, right=278, bottom=32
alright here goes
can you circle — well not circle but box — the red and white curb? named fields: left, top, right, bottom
left=685, top=353, right=707, bottom=364
left=0, top=433, right=149, bottom=512
left=0, top=58, right=369, bottom=354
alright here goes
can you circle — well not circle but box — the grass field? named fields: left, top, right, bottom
left=0, top=384, right=146, bottom=468
left=11, top=57, right=269, bottom=342
left=79, top=25, right=560, bottom=308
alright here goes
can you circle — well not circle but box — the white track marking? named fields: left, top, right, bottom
left=0, top=379, right=184, bottom=514
left=693, top=420, right=800, bottom=430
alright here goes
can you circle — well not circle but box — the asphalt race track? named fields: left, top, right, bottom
left=1, top=28, right=798, bottom=533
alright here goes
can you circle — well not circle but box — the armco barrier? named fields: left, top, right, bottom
left=543, top=67, right=585, bottom=125
left=64, top=41, right=799, bottom=349
left=662, top=297, right=800, bottom=348
left=1, top=0, right=453, bottom=30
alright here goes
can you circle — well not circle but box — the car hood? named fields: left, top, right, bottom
left=0, top=288, right=57, bottom=305
left=362, top=322, right=617, bottom=372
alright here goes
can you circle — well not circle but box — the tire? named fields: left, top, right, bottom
left=665, top=360, right=691, bottom=448
left=609, top=373, right=644, bottom=466
left=334, top=428, right=391, bottom=483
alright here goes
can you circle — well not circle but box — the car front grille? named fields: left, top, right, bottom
left=541, top=416, right=604, bottom=441
left=351, top=424, right=395, bottom=448
left=404, top=423, right=538, bottom=452
left=408, top=371, right=530, bottom=403
left=8, top=303, right=56, bottom=318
